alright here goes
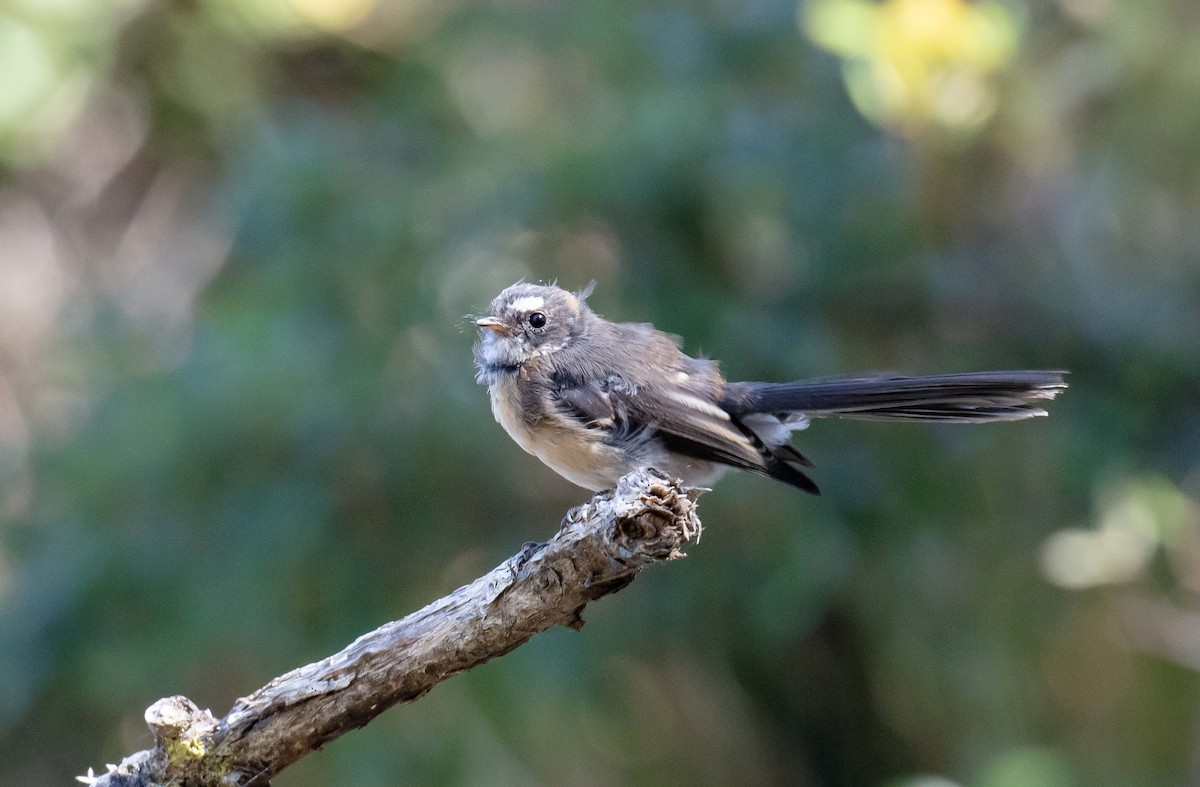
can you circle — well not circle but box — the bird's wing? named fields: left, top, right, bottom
left=554, top=373, right=820, bottom=493
left=548, top=322, right=821, bottom=493
left=553, top=373, right=764, bottom=471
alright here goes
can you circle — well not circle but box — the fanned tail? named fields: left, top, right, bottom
left=723, top=370, right=1067, bottom=423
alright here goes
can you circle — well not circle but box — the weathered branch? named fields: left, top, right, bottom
left=81, top=469, right=702, bottom=787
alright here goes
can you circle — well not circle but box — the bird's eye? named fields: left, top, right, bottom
left=528, top=312, right=547, bottom=328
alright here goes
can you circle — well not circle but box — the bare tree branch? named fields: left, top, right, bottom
left=81, top=469, right=702, bottom=787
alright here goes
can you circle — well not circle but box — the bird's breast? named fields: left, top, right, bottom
left=487, top=372, right=627, bottom=491
left=488, top=373, right=540, bottom=455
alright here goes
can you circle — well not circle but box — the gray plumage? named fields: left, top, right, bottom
left=474, top=282, right=1067, bottom=495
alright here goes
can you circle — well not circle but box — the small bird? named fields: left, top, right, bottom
left=474, top=282, right=1066, bottom=494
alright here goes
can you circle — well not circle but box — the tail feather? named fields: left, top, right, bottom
left=722, top=370, right=1067, bottom=423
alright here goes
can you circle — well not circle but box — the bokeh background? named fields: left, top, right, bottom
left=1, top=0, right=1199, bottom=784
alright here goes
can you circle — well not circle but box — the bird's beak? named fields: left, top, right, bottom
left=475, top=316, right=510, bottom=335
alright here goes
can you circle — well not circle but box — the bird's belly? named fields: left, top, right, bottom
left=489, top=377, right=627, bottom=491
left=487, top=375, right=729, bottom=490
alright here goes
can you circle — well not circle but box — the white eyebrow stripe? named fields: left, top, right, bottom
left=509, top=296, right=545, bottom=312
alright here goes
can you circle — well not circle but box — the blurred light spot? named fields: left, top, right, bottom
left=0, top=196, right=68, bottom=363
left=9, top=0, right=145, bottom=16
left=886, top=777, right=962, bottom=787
left=1118, top=597, right=1200, bottom=673
left=447, top=42, right=550, bottom=136
left=205, top=0, right=294, bottom=35
left=802, top=0, right=1019, bottom=138
left=0, top=17, right=57, bottom=125
left=287, top=0, right=376, bottom=32
left=977, top=745, right=1077, bottom=787
left=553, top=224, right=623, bottom=282
left=1059, top=0, right=1112, bottom=26
left=54, top=88, right=150, bottom=206
left=206, top=0, right=324, bottom=37
left=1040, top=522, right=1152, bottom=591
left=17, top=66, right=94, bottom=162
left=0, top=8, right=114, bottom=165
left=804, top=0, right=878, bottom=57
left=932, top=70, right=994, bottom=128
left=1041, top=476, right=1199, bottom=589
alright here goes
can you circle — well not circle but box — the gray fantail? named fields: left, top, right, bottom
left=474, top=282, right=1066, bottom=495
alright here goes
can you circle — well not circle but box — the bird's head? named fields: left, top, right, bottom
left=473, top=282, right=594, bottom=373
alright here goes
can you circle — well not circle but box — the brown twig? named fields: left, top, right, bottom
left=81, top=469, right=702, bottom=787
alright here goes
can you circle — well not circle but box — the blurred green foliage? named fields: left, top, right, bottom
left=1, top=0, right=1199, bottom=784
